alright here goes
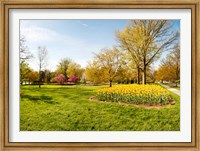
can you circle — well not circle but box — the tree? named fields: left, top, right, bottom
left=93, top=47, right=122, bottom=87
left=80, top=71, right=87, bottom=84
left=20, top=35, right=33, bottom=85
left=55, top=58, right=72, bottom=80
left=85, top=60, right=107, bottom=84
left=20, top=62, right=32, bottom=85
left=68, top=75, right=79, bottom=83
left=115, top=59, right=137, bottom=84
left=155, top=42, right=180, bottom=85
left=37, top=46, right=48, bottom=88
left=44, top=70, right=52, bottom=83
left=117, top=20, right=179, bottom=84
left=20, top=35, right=33, bottom=61
left=39, top=71, right=46, bottom=83
left=146, top=67, right=156, bottom=83
left=50, top=72, right=56, bottom=83
left=27, top=71, right=39, bottom=83
left=66, top=62, right=84, bottom=79
left=171, top=42, right=180, bottom=82
left=155, top=65, right=176, bottom=83
left=54, top=74, right=66, bottom=84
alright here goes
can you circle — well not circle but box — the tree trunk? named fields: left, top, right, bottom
left=39, top=63, right=41, bottom=88
left=39, top=79, right=41, bottom=88
left=142, top=66, right=147, bottom=84
left=109, top=80, right=112, bottom=87
left=142, top=54, right=147, bottom=84
left=137, top=68, right=140, bottom=84
left=39, top=71, right=41, bottom=88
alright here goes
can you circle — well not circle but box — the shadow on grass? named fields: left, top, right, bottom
left=21, top=94, right=58, bottom=104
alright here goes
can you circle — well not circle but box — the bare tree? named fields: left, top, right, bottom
left=37, top=46, right=48, bottom=88
left=20, top=35, right=33, bottom=61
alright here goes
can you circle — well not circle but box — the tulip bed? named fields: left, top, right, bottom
left=96, top=84, right=171, bottom=105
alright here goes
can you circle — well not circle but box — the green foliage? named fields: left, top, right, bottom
left=27, top=71, right=39, bottom=82
left=116, top=20, right=179, bottom=84
left=20, top=85, right=180, bottom=131
left=85, top=61, right=108, bottom=84
left=20, top=61, right=32, bottom=84
left=66, top=62, right=84, bottom=79
left=55, top=58, right=72, bottom=79
left=155, top=42, right=180, bottom=83
left=86, top=47, right=123, bottom=87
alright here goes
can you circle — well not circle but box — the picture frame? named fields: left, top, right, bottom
left=0, top=0, right=199, bottom=150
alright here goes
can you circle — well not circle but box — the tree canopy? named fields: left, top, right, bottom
left=117, top=20, right=179, bottom=84
left=55, top=58, right=72, bottom=80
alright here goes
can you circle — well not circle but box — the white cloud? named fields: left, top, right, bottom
left=73, top=58, right=89, bottom=68
left=20, top=26, right=59, bottom=42
left=82, top=23, right=88, bottom=27
left=20, top=23, right=110, bottom=72
left=20, top=24, right=91, bottom=48
left=76, top=20, right=89, bottom=27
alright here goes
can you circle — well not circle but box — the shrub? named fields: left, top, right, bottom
left=54, top=74, right=66, bottom=84
left=95, top=84, right=171, bottom=105
left=68, top=75, right=79, bottom=83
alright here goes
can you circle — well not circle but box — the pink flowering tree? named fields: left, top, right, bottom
left=54, top=74, right=66, bottom=84
left=68, top=75, right=79, bottom=83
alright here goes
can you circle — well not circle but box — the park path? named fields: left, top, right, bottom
left=161, top=84, right=180, bottom=96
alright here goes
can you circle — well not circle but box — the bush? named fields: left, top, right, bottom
left=68, top=75, right=79, bottom=83
left=54, top=74, right=66, bottom=84
left=95, top=84, right=171, bottom=105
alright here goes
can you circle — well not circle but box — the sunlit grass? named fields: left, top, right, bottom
left=20, top=85, right=180, bottom=131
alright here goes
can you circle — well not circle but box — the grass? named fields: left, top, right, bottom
left=174, top=87, right=180, bottom=90
left=20, top=85, right=180, bottom=131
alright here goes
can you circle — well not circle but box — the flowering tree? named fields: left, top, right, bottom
left=54, top=74, right=66, bottom=84
left=68, top=75, right=79, bottom=83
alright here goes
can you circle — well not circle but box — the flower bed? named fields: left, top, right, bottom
left=95, top=84, right=171, bottom=105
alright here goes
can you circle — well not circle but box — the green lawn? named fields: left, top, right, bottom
left=174, top=87, right=180, bottom=90
left=20, top=85, right=180, bottom=131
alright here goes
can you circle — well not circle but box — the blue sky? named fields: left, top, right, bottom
left=20, top=20, right=180, bottom=71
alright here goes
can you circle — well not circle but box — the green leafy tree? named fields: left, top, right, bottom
left=55, top=58, right=72, bottom=80
left=20, top=62, right=32, bottom=85
left=66, top=62, right=84, bottom=79
left=93, top=47, right=122, bottom=87
left=27, top=71, right=39, bottom=83
left=155, top=42, right=180, bottom=85
left=117, top=20, right=179, bottom=84
left=44, top=70, right=52, bottom=83
left=85, top=60, right=107, bottom=84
